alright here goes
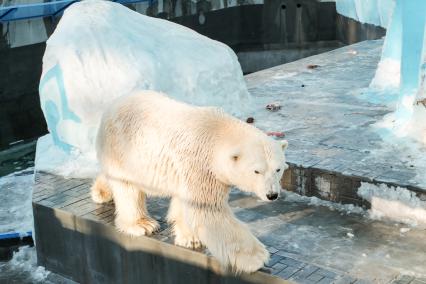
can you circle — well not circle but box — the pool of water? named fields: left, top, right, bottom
left=0, top=140, right=36, bottom=178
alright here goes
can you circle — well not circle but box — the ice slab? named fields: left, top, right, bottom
left=38, top=0, right=251, bottom=178
left=368, top=0, right=426, bottom=144
left=335, top=0, right=394, bottom=28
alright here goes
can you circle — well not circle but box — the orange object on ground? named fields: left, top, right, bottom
left=266, top=131, right=285, bottom=138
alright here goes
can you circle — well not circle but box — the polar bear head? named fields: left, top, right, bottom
left=212, top=129, right=289, bottom=202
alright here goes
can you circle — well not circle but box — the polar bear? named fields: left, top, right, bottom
left=91, top=91, right=289, bottom=273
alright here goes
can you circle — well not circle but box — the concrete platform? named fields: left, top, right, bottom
left=33, top=172, right=287, bottom=284
left=246, top=39, right=426, bottom=205
left=33, top=171, right=426, bottom=284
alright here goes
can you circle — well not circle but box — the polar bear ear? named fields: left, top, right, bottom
left=280, top=140, right=289, bottom=151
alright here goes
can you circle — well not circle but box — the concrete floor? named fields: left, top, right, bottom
left=246, top=39, right=426, bottom=193
left=30, top=171, right=426, bottom=284
left=229, top=190, right=426, bottom=283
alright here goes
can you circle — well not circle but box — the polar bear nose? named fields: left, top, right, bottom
left=266, top=192, right=278, bottom=200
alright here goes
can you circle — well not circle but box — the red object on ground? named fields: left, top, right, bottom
left=266, top=131, right=285, bottom=138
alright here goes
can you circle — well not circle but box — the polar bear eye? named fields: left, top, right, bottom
left=254, top=170, right=260, bottom=174
left=276, top=169, right=281, bottom=173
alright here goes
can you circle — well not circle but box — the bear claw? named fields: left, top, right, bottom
left=116, top=217, right=160, bottom=237
left=174, top=235, right=203, bottom=249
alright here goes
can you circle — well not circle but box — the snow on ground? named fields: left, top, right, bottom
left=0, top=168, right=34, bottom=234
left=284, top=187, right=426, bottom=228
left=0, top=246, right=50, bottom=284
left=358, top=182, right=426, bottom=227
left=37, top=0, right=251, bottom=179
left=284, top=190, right=366, bottom=216
left=35, top=134, right=98, bottom=179
left=369, top=132, right=426, bottom=187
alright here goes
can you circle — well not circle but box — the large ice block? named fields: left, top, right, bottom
left=37, top=0, right=251, bottom=177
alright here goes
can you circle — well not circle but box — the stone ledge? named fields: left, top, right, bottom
left=33, top=171, right=289, bottom=284
left=282, top=163, right=426, bottom=208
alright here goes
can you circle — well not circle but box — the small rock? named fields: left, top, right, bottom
left=307, top=64, right=319, bottom=69
left=266, top=102, right=281, bottom=112
left=246, top=117, right=254, bottom=123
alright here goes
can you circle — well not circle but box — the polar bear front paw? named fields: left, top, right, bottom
left=231, top=240, right=269, bottom=273
left=116, top=217, right=160, bottom=237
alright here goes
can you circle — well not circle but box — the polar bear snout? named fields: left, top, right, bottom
left=264, top=183, right=280, bottom=201
left=266, top=192, right=279, bottom=200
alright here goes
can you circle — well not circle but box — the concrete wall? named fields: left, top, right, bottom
left=33, top=203, right=286, bottom=284
left=0, top=41, right=47, bottom=148
left=171, top=1, right=338, bottom=51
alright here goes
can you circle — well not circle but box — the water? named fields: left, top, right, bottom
left=0, top=140, right=36, bottom=177
left=0, top=246, right=50, bottom=284
left=0, top=141, right=55, bottom=284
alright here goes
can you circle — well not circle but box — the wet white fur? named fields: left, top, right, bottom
left=91, top=91, right=289, bottom=273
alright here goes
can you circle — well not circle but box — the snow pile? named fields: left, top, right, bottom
left=38, top=0, right=251, bottom=178
left=284, top=190, right=366, bottom=216
left=35, top=135, right=98, bottom=179
left=0, top=246, right=50, bottom=283
left=358, top=182, right=426, bottom=226
left=370, top=58, right=400, bottom=89
left=0, top=168, right=34, bottom=234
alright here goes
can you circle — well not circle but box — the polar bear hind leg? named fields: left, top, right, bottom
left=167, top=197, right=203, bottom=249
left=91, top=174, right=113, bottom=204
left=108, top=179, right=159, bottom=236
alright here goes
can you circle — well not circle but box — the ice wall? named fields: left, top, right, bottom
left=335, top=0, right=394, bottom=28
left=37, top=0, right=251, bottom=178
left=373, top=0, right=426, bottom=143
left=337, top=0, right=426, bottom=144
